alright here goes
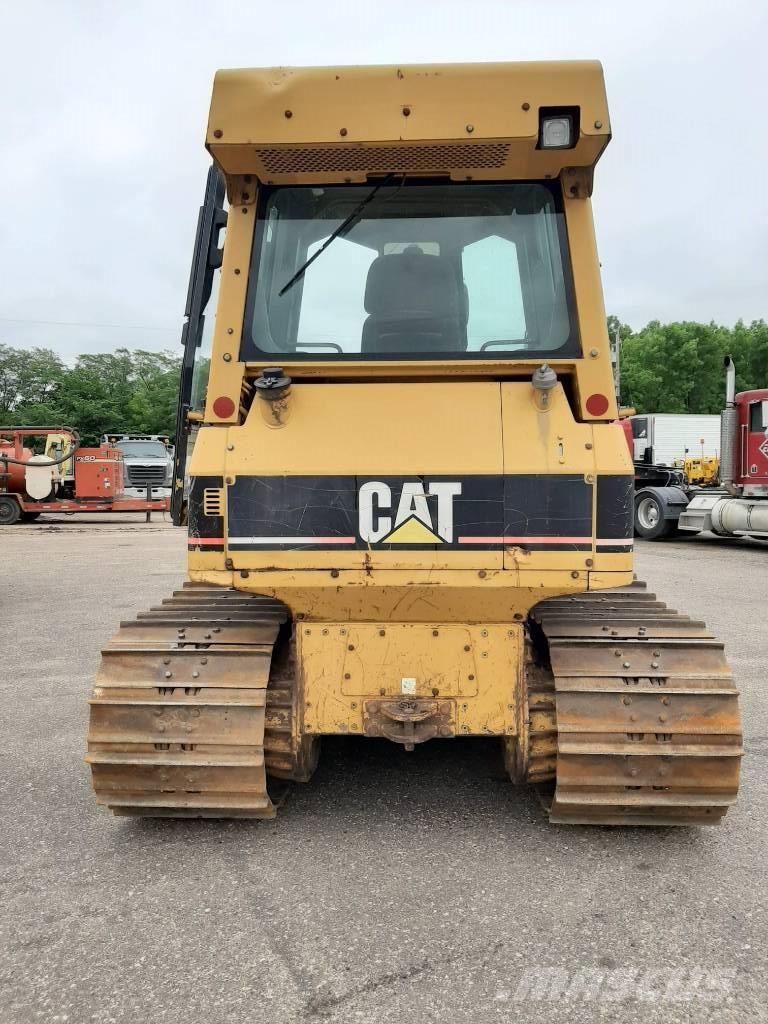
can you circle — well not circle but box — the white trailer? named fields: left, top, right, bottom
left=630, top=414, right=720, bottom=466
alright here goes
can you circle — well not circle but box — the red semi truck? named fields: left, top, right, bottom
left=623, top=357, right=768, bottom=539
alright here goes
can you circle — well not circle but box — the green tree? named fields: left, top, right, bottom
left=0, top=344, right=66, bottom=421
left=0, top=343, right=180, bottom=444
left=730, top=320, right=768, bottom=391
left=606, top=315, right=633, bottom=344
left=614, top=319, right=765, bottom=414
left=125, top=350, right=180, bottom=436
left=57, top=349, right=181, bottom=443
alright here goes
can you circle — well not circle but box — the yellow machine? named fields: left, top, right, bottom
left=87, top=62, right=741, bottom=825
left=675, top=456, right=720, bottom=487
left=44, top=432, right=74, bottom=480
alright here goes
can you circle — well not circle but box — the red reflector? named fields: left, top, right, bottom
left=585, top=393, right=610, bottom=417
left=212, top=396, right=236, bottom=419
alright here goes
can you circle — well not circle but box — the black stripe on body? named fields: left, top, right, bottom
left=596, top=475, right=634, bottom=540
left=226, top=474, right=599, bottom=551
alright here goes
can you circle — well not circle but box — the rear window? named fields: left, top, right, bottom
left=242, top=180, right=579, bottom=360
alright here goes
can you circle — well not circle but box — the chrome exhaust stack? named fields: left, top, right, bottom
left=720, top=356, right=739, bottom=495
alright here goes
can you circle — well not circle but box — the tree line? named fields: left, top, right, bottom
left=0, top=318, right=766, bottom=442
left=0, top=345, right=179, bottom=444
left=611, top=317, right=768, bottom=414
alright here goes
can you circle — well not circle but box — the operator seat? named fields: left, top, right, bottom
left=361, top=247, right=466, bottom=354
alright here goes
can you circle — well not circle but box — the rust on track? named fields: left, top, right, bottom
left=86, top=583, right=311, bottom=818
left=530, top=582, right=742, bottom=826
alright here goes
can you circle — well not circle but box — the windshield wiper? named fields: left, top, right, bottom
left=278, top=175, right=393, bottom=297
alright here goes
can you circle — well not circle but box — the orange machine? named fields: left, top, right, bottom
left=0, top=427, right=170, bottom=525
left=73, top=446, right=125, bottom=499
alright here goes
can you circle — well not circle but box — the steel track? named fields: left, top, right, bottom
left=530, top=582, right=742, bottom=825
left=86, top=584, right=307, bottom=818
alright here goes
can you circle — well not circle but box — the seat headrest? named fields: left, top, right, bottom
left=364, top=250, right=461, bottom=318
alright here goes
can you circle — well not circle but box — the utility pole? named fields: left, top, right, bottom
left=609, top=324, right=622, bottom=404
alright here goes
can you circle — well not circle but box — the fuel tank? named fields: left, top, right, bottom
left=0, top=440, right=33, bottom=494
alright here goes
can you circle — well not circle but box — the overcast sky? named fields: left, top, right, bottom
left=0, top=0, right=765, bottom=360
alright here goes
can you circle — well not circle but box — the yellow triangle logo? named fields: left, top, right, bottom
left=382, top=516, right=444, bottom=545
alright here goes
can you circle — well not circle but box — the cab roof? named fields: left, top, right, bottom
left=206, top=61, right=610, bottom=189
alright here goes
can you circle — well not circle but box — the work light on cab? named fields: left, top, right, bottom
left=540, top=114, right=573, bottom=149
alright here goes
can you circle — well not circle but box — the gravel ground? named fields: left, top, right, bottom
left=1, top=517, right=764, bottom=1023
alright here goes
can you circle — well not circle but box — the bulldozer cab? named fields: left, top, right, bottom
left=173, top=61, right=631, bottom=586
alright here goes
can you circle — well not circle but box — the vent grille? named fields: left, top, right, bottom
left=126, top=464, right=166, bottom=487
left=203, top=487, right=224, bottom=517
left=256, top=141, right=511, bottom=175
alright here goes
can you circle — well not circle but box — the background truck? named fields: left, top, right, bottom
left=101, top=434, right=173, bottom=499
left=626, top=358, right=768, bottom=539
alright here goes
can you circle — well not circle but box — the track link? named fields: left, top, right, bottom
left=87, top=583, right=308, bottom=818
left=531, top=582, right=742, bottom=826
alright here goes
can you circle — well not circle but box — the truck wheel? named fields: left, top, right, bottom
left=634, top=493, right=674, bottom=540
left=0, top=496, right=21, bottom=525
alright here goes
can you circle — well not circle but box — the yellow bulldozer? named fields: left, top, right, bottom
left=87, top=61, right=742, bottom=825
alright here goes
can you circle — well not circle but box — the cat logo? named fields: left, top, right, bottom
left=358, top=481, right=462, bottom=545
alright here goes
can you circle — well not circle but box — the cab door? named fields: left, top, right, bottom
left=745, top=399, right=768, bottom=484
